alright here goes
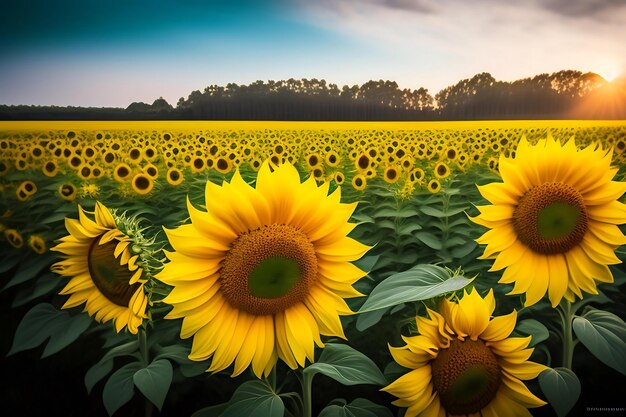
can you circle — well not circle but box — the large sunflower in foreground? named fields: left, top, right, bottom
left=157, top=162, right=370, bottom=378
left=383, top=289, right=547, bottom=417
left=51, top=202, right=147, bottom=334
left=472, top=136, right=626, bottom=307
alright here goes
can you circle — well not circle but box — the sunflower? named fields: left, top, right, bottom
left=157, top=162, right=369, bottom=378
left=383, top=289, right=546, bottom=417
left=51, top=202, right=148, bottom=334
left=471, top=137, right=626, bottom=307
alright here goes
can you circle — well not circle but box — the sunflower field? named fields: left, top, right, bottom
left=1, top=120, right=625, bottom=417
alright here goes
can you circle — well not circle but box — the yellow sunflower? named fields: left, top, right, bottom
left=471, top=137, right=626, bottom=307
left=157, top=162, right=370, bottom=378
left=383, top=289, right=547, bottom=417
left=51, top=202, right=148, bottom=334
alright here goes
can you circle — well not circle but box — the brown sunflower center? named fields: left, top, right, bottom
left=431, top=339, right=502, bottom=415
left=220, top=224, right=317, bottom=315
left=88, top=238, right=140, bottom=307
left=513, top=182, right=588, bottom=255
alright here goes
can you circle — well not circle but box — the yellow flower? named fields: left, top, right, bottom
left=58, top=183, right=78, bottom=202
left=471, top=137, right=626, bottom=307
left=5, top=229, right=24, bottom=248
left=51, top=202, right=147, bottom=334
left=166, top=167, right=184, bottom=186
left=383, top=289, right=547, bottom=417
left=81, top=183, right=100, bottom=198
left=427, top=179, right=441, bottom=193
left=28, top=235, right=47, bottom=254
left=131, top=173, right=154, bottom=195
left=157, top=162, right=369, bottom=378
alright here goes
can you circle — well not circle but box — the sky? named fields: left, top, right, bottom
left=1, top=0, right=625, bottom=107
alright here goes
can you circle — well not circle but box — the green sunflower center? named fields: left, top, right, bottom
left=513, top=182, right=588, bottom=255
left=88, top=238, right=140, bottom=307
left=220, top=224, right=318, bottom=315
left=431, top=339, right=502, bottom=415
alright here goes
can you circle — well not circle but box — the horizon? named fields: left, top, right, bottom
left=1, top=0, right=625, bottom=107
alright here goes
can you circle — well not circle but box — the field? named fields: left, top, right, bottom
left=1, top=120, right=625, bottom=417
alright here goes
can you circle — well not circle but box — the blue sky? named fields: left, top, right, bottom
left=1, top=0, right=625, bottom=107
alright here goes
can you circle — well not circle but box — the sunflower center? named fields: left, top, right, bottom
left=513, top=182, right=588, bottom=254
left=431, top=339, right=501, bottom=415
left=88, top=238, right=140, bottom=307
left=220, top=224, right=317, bottom=315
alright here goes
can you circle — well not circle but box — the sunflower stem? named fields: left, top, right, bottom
left=301, top=371, right=314, bottom=417
left=559, top=300, right=574, bottom=370
left=138, top=325, right=154, bottom=417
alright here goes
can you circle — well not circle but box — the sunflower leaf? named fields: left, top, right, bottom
left=85, top=359, right=114, bottom=394
left=539, top=367, right=581, bottom=417
left=318, top=398, right=393, bottom=417
left=133, top=358, right=173, bottom=412
left=304, top=343, right=386, bottom=386
left=8, top=303, right=91, bottom=357
left=220, top=380, right=284, bottom=417
left=515, top=319, right=549, bottom=347
left=2, top=252, right=56, bottom=291
left=573, top=309, right=626, bottom=376
left=103, top=361, right=142, bottom=416
left=358, top=264, right=472, bottom=313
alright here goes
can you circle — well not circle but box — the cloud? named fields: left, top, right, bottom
left=287, top=0, right=626, bottom=92
left=542, top=0, right=626, bottom=19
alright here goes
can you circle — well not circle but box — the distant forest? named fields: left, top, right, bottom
left=1, top=70, right=625, bottom=120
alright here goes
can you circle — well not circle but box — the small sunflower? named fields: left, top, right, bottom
left=157, top=162, right=370, bottom=378
left=28, top=235, right=47, bottom=254
left=383, top=289, right=546, bottom=417
left=472, top=137, right=626, bottom=306
left=51, top=202, right=148, bottom=333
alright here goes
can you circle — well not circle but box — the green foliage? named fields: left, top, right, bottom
left=358, top=264, right=472, bottom=313
left=133, top=359, right=173, bottom=411
left=103, top=362, right=143, bottom=416
left=515, top=319, right=550, bottom=347
left=8, top=302, right=92, bottom=358
left=219, top=380, right=285, bottom=417
left=318, top=398, right=394, bottom=417
left=573, top=308, right=626, bottom=376
left=304, top=343, right=387, bottom=387
left=539, top=367, right=581, bottom=417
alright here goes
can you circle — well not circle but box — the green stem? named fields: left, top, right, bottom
left=302, top=372, right=314, bottom=417
left=559, top=300, right=574, bottom=369
left=138, top=326, right=154, bottom=417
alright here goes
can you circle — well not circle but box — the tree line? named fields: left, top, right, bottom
left=1, top=70, right=624, bottom=120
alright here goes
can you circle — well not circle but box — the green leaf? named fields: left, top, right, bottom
left=450, top=241, right=478, bottom=259
left=2, top=253, right=56, bottom=291
left=414, top=232, right=443, bottom=250
left=515, top=319, right=549, bottom=347
left=11, top=273, right=60, bottom=307
left=573, top=309, right=626, bottom=376
left=304, top=343, right=386, bottom=386
left=133, top=359, right=173, bottom=411
left=419, top=206, right=447, bottom=218
left=191, top=403, right=229, bottom=417
left=103, top=362, right=142, bottom=416
left=353, top=255, right=380, bottom=273
left=396, top=222, right=422, bottom=236
left=85, top=359, right=114, bottom=394
left=42, top=313, right=92, bottom=357
left=539, top=367, right=580, bottom=417
left=0, top=253, right=25, bottom=274
left=221, top=380, right=284, bottom=417
left=318, top=398, right=393, bottom=417
left=155, top=344, right=192, bottom=364
left=356, top=309, right=387, bottom=331
left=8, top=303, right=91, bottom=357
left=358, top=265, right=472, bottom=313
